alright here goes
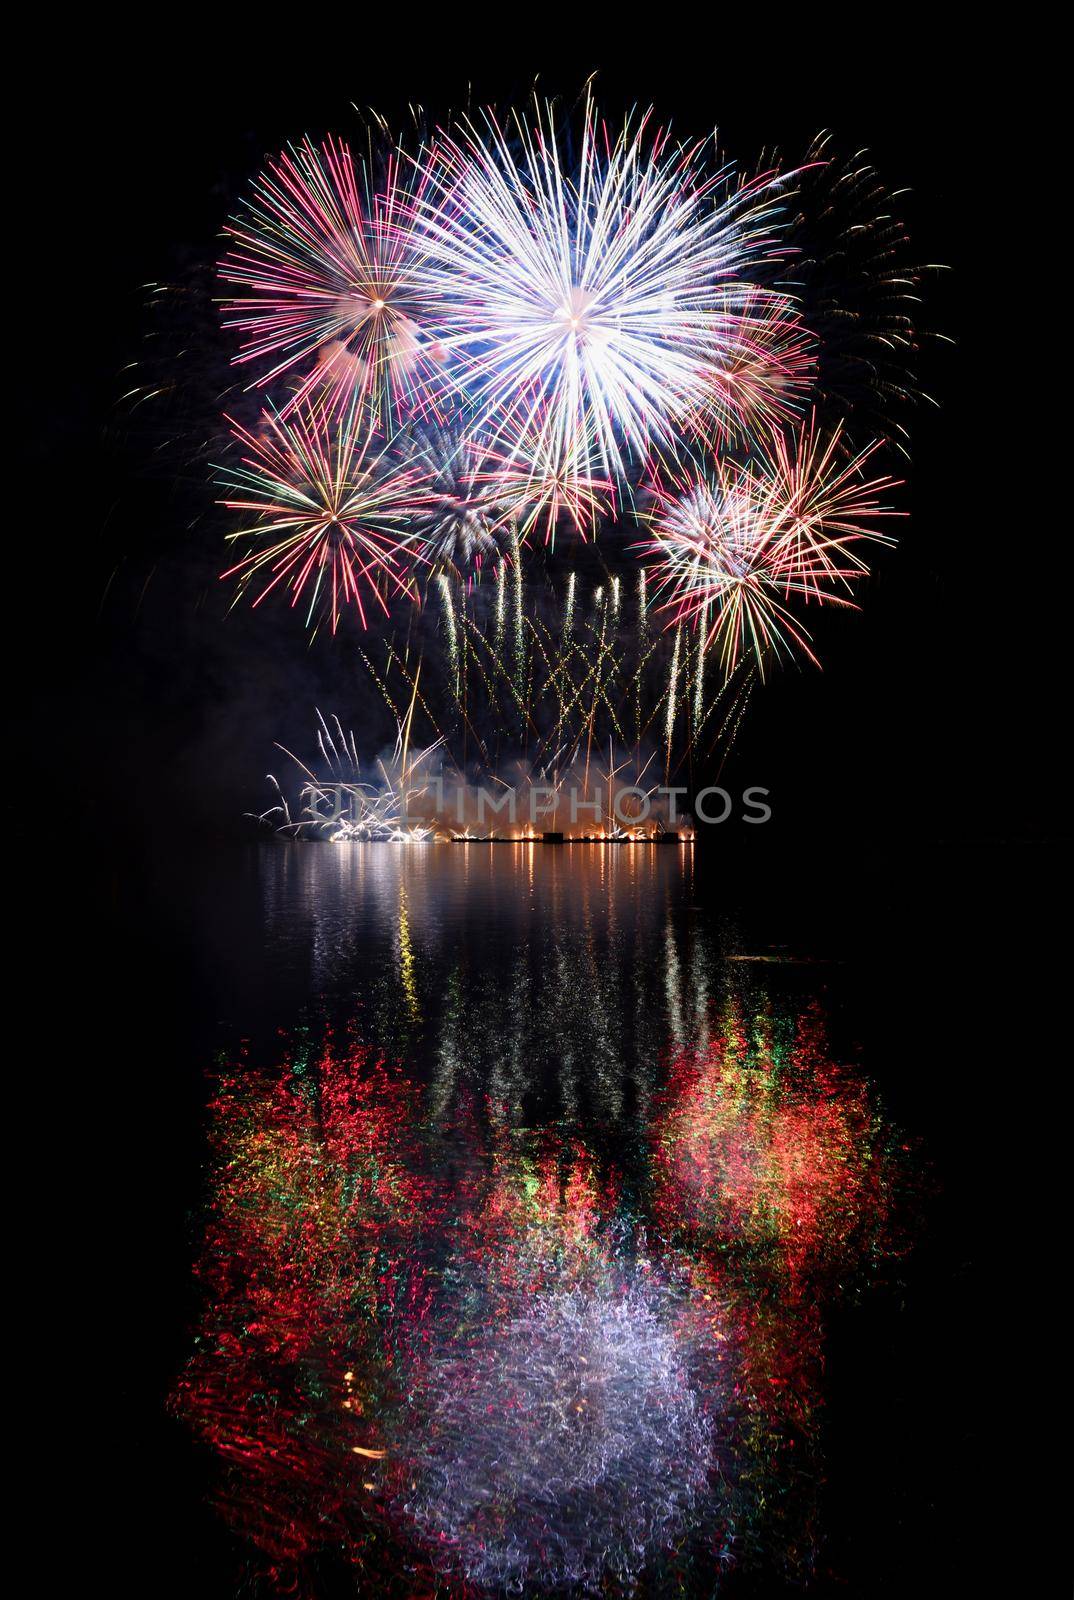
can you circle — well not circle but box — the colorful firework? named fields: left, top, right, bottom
left=220, top=134, right=447, bottom=424
left=681, top=286, right=817, bottom=447
left=218, top=401, right=429, bottom=632
left=254, top=710, right=440, bottom=841
left=479, top=425, right=614, bottom=544
left=347, top=563, right=752, bottom=792
left=764, top=413, right=902, bottom=577
left=397, top=422, right=507, bottom=571
left=410, top=92, right=806, bottom=487
left=638, top=417, right=900, bottom=678
left=398, top=419, right=613, bottom=569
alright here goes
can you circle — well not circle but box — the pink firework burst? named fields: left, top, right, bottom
left=637, top=417, right=902, bottom=679
left=220, top=136, right=448, bottom=425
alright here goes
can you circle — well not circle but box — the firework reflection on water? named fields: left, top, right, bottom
left=173, top=849, right=920, bottom=1596
left=396, top=1275, right=721, bottom=1590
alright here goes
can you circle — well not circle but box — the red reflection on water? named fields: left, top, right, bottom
left=173, top=1001, right=916, bottom=1593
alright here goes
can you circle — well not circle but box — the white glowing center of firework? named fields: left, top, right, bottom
left=338, top=290, right=393, bottom=325
left=557, top=285, right=598, bottom=337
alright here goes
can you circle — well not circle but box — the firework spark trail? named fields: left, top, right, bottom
left=511, top=526, right=525, bottom=709
left=553, top=571, right=578, bottom=752
left=693, top=632, right=707, bottom=728
left=789, top=130, right=949, bottom=456
left=435, top=572, right=459, bottom=690
left=665, top=625, right=682, bottom=778
left=533, top=607, right=626, bottom=775
left=635, top=568, right=650, bottom=751
left=563, top=570, right=577, bottom=641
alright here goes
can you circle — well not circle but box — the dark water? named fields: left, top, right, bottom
left=81, top=841, right=1045, bottom=1597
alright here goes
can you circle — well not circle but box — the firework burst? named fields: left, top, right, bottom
left=638, top=418, right=900, bottom=678
left=682, top=287, right=817, bottom=448
left=481, top=427, right=613, bottom=544
left=218, top=402, right=428, bottom=632
left=399, top=423, right=506, bottom=572
left=764, top=415, right=902, bottom=582
left=410, top=92, right=805, bottom=488
left=220, top=135, right=447, bottom=424
left=787, top=130, right=947, bottom=453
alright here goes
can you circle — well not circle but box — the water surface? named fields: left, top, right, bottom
left=154, top=844, right=926, bottom=1596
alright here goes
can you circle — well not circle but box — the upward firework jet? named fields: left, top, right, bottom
left=255, top=711, right=441, bottom=841
left=218, top=401, right=429, bottom=632
left=353, top=559, right=750, bottom=796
